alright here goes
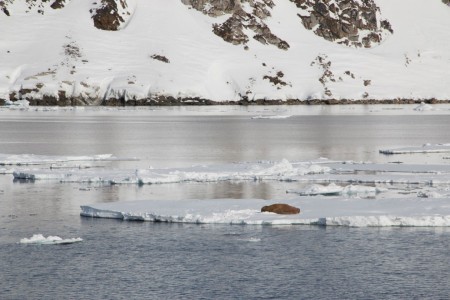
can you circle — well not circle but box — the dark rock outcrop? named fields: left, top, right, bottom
left=1, top=7, right=10, bottom=16
left=261, top=203, right=301, bottom=215
left=184, top=0, right=289, bottom=50
left=150, top=54, right=170, bottom=63
left=182, top=0, right=237, bottom=16
left=263, top=71, right=289, bottom=89
left=51, top=0, right=67, bottom=9
left=311, top=54, right=336, bottom=97
left=290, top=0, right=393, bottom=48
left=91, top=0, right=128, bottom=31
left=1, top=0, right=68, bottom=16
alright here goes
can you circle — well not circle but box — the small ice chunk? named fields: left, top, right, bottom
left=413, top=102, right=433, bottom=111
left=251, top=115, right=292, bottom=119
left=287, top=183, right=343, bottom=196
left=3, top=99, right=30, bottom=108
left=417, top=191, right=442, bottom=198
left=19, top=234, right=83, bottom=245
left=287, top=183, right=385, bottom=197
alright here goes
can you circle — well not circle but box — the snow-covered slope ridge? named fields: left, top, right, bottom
left=0, top=0, right=449, bottom=105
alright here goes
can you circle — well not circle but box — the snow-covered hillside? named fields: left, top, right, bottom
left=0, top=0, right=449, bottom=105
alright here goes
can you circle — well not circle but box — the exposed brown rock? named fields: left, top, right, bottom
left=263, top=71, right=288, bottom=88
left=311, top=54, right=336, bottom=97
left=261, top=203, right=300, bottom=215
left=185, top=0, right=289, bottom=50
left=2, top=7, right=10, bottom=16
left=380, top=20, right=393, bottom=34
left=9, top=92, right=17, bottom=101
left=213, top=14, right=249, bottom=45
left=51, top=0, right=66, bottom=9
left=91, top=0, right=127, bottom=31
left=291, top=0, right=393, bottom=48
left=183, top=0, right=237, bottom=16
left=1, top=0, right=71, bottom=15
left=344, top=70, right=355, bottom=79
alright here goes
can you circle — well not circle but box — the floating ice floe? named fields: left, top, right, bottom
left=0, top=153, right=134, bottom=165
left=379, top=143, right=450, bottom=154
left=12, top=159, right=450, bottom=186
left=19, top=234, right=83, bottom=245
left=3, top=99, right=30, bottom=108
left=13, top=159, right=330, bottom=184
left=287, top=183, right=385, bottom=197
left=416, top=191, right=443, bottom=198
left=80, top=197, right=450, bottom=227
left=413, top=102, right=433, bottom=111
left=0, top=168, right=14, bottom=174
left=251, top=115, right=292, bottom=119
left=329, top=161, right=450, bottom=174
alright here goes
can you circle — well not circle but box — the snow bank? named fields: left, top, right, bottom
left=19, top=234, right=83, bottom=245
left=80, top=197, right=450, bottom=227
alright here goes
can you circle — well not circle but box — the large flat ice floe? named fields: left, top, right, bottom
left=13, top=159, right=450, bottom=186
left=13, top=159, right=330, bottom=184
left=80, top=197, right=450, bottom=227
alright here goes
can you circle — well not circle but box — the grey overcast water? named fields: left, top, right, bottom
left=1, top=105, right=450, bottom=299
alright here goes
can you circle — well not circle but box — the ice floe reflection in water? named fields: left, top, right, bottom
left=1, top=106, right=450, bottom=298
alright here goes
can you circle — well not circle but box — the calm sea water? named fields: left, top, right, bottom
left=1, top=105, right=450, bottom=299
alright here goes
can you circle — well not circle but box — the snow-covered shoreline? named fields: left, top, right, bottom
left=1, top=0, right=449, bottom=104
left=1, top=97, right=449, bottom=107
